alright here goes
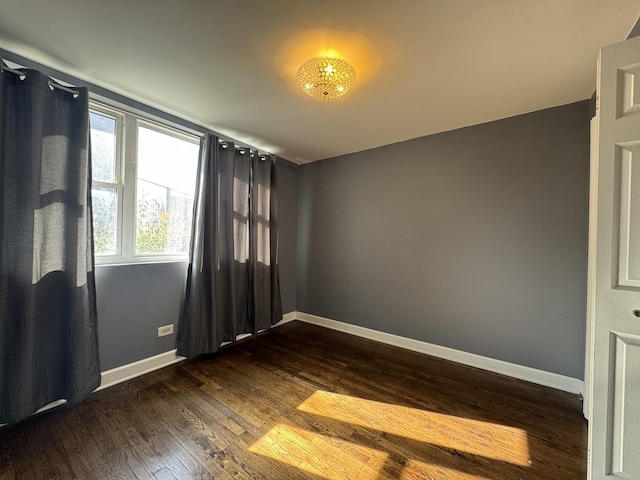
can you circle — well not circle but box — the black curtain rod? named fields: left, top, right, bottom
left=1, top=63, right=25, bottom=79
left=2, top=63, right=80, bottom=98
left=218, top=139, right=273, bottom=160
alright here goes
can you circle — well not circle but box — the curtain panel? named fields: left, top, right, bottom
left=176, top=135, right=282, bottom=358
left=0, top=63, right=100, bottom=424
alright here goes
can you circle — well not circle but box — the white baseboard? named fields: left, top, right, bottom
left=95, top=310, right=583, bottom=396
left=34, top=399, right=68, bottom=414
left=97, top=349, right=185, bottom=392
left=279, top=311, right=297, bottom=324
left=96, top=311, right=298, bottom=392
left=294, top=311, right=584, bottom=395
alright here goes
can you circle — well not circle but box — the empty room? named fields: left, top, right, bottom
left=1, top=2, right=640, bottom=479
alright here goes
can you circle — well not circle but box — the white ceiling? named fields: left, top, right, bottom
left=0, top=1, right=638, bottom=164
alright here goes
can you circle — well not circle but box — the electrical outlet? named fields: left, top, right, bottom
left=157, top=324, right=174, bottom=337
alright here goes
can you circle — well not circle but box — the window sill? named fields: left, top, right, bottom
left=95, top=258, right=189, bottom=268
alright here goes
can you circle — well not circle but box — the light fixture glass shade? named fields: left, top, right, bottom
left=296, top=57, right=356, bottom=100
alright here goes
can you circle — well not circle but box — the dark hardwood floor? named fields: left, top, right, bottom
left=0, top=321, right=587, bottom=479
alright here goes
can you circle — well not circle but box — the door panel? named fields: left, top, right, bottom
left=610, top=332, right=640, bottom=477
left=617, top=64, right=640, bottom=118
left=618, top=143, right=640, bottom=287
left=589, top=35, right=640, bottom=480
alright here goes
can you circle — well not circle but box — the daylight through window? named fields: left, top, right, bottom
left=89, top=103, right=200, bottom=263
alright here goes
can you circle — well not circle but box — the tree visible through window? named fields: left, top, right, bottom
left=136, top=125, right=198, bottom=255
left=89, top=111, right=119, bottom=256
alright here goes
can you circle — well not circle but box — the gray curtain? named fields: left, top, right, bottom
left=0, top=64, right=100, bottom=424
left=176, top=135, right=282, bottom=358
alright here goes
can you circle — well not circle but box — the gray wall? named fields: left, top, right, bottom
left=96, top=262, right=187, bottom=370
left=97, top=161, right=299, bottom=371
left=297, top=101, right=590, bottom=379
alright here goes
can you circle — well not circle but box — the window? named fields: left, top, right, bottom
left=90, top=107, right=122, bottom=258
left=89, top=103, right=200, bottom=264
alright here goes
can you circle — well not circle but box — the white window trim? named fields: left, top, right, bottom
left=89, top=102, right=125, bottom=264
left=90, top=100, right=201, bottom=265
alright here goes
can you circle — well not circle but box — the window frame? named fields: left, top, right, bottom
left=89, top=102, right=125, bottom=263
left=89, top=100, right=201, bottom=265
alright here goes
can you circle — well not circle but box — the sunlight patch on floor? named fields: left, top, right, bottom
left=297, top=390, right=531, bottom=467
left=401, top=458, right=491, bottom=480
left=248, top=423, right=388, bottom=479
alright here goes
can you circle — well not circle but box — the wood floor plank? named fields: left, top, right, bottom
left=0, top=321, right=587, bottom=479
left=0, top=432, right=18, bottom=480
left=92, top=405, right=156, bottom=480
left=148, top=368, right=312, bottom=480
left=55, top=407, right=119, bottom=479
left=30, top=411, right=79, bottom=479
left=148, top=382, right=247, bottom=479
left=112, top=381, right=223, bottom=480
left=259, top=323, right=588, bottom=478
left=95, top=382, right=197, bottom=480
left=202, top=339, right=522, bottom=479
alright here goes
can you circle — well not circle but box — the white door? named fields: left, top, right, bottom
left=589, top=34, right=640, bottom=479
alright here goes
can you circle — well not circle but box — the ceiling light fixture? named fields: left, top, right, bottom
left=296, top=56, right=356, bottom=100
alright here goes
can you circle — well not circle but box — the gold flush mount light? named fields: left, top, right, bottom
left=296, top=56, right=356, bottom=100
